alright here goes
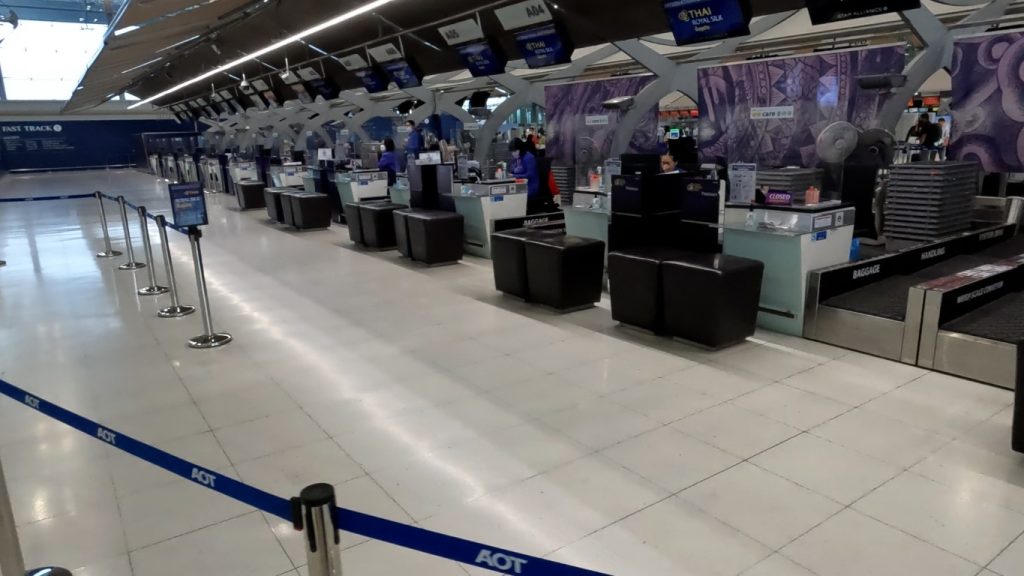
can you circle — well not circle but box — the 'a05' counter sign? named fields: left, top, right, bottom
left=169, top=182, right=208, bottom=228
left=662, top=0, right=751, bottom=46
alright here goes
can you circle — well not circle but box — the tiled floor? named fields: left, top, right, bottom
left=0, top=170, right=1022, bottom=576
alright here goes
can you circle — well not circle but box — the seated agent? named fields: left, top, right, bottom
left=661, top=151, right=681, bottom=174
left=378, top=138, right=399, bottom=186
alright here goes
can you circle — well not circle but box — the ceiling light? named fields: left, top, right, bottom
left=129, top=0, right=404, bottom=108
left=280, top=58, right=292, bottom=80
left=155, top=34, right=201, bottom=54
left=114, top=24, right=139, bottom=36
left=240, top=74, right=250, bottom=88
left=121, top=57, right=163, bottom=75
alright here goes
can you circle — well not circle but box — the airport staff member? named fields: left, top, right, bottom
left=379, top=138, right=399, bottom=186
left=661, top=151, right=681, bottom=174
left=404, top=120, right=423, bottom=159
left=512, top=138, right=541, bottom=212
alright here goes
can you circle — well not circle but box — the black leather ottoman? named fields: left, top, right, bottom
left=358, top=202, right=404, bottom=249
left=264, top=187, right=293, bottom=223
left=394, top=210, right=412, bottom=257
left=344, top=202, right=364, bottom=245
left=491, top=228, right=561, bottom=300
left=290, top=193, right=332, bottom=230
left=524, top=235, right=605, bottom=311
left=608, top=247, right=689, bottom=333
left=661, top=254, right=764, bottom=349
left=406, top=211, right=464, bottom=265
left=237, top=180, right=267, bottom=210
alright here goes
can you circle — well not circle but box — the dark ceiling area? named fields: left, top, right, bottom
left=75, top=0, right=812, bottom=110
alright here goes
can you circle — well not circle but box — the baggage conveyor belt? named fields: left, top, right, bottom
left=942, top=292, right=1024, bottom=344
left=822, top=256, right=995, bottom=321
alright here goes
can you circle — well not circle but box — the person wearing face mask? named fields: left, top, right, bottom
left=511, top=138, right=541, bottom=213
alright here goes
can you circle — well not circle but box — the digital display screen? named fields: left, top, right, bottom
left=382, top=59, right=422, bottom=89
left=354, top=67, right=390, bottom=93
left=806, top=0, right=920, bottom=24
left=514, top=24, right=574, bottom=69
left=662, top=0, right=750, bottom=46
left=168, top=182, right=208, bottom=228
left=456, top=41, right=508, bottom=77
left=290, top=83, right=314, bottom=104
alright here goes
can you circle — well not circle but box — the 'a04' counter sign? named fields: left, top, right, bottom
left=169, top=182, right=208, bottom=228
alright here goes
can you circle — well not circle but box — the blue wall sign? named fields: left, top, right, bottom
left=662, top=0, right=750, bottom=46
left=382, top=60, right=423, bottom=89
left=354, top=68, right=390, bottom=93
left=0, top=119, right=183, bottom=172
left=514, top=24, right=574, bottom=69
left=169, top=182, right=209, bottom=228
left=457, top=41, right=508, bottom=77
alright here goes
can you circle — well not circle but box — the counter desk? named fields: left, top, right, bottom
left=448, top=180, right=528, bottom=258
left=723, top=202, right=856, bottom=336
left=335, top=170, right=389, bottom=205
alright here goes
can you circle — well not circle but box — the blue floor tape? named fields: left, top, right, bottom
left=0, top=194, right=94, bottom=203
left=0, top=378, right=610, bottom=576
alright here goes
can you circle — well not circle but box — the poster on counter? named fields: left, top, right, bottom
left=169, top=182, right=208, bottom=228
left=728, top=163, right=757, bottom=203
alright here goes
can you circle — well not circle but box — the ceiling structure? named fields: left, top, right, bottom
left=67, top=0, right=815, bottom=112
left=2, top=0, right=121, bottom=24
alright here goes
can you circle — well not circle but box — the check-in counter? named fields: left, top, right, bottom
left=448, top=180, right=528, bottom=258
left=391, top=175, right=410, bottom=207
left=162, top=155, right=179, bottom=182
left=271, top=162, right=304, bottom=188
left=565, top=188, right=611, bottom=264
left=335, top=170, right=389, bottom=205
left=723, top=202, right=855, bottom=336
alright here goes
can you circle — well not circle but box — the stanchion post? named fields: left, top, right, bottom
left=187, top=227, right=232, bottom=349
left=0, top=455, right=72, bottom=576
left=136, top=206, right=169, bottom=296
left=116, top=196, right=145, bottom=271
left=155, top=215, right=195, bottom=318
left=297, top=484, right=343, bottom=576
left=94, top=191, right=122, bottom=258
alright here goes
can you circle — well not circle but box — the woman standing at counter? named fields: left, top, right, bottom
left=512, top=138, right=541, bottom=213
left=379, top=138, right=399, bottom=186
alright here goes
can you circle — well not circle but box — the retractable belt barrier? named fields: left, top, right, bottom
left=0, top=378, right=610, bottom=576
left=99, top=192, right=189, bottom=235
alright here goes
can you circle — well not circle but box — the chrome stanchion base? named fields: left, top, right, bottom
left=159, top=305, right=196, bottom=318
left=27, top=567, right=72, bottom=576
left=188, top=333, right=233, bottom=349
left=0, top=260, right=6, bottom=267
left=118, top=262, right=146, bottom=270
left=97, top=250, right=123, bottom=258
left=138, top=285, right=170, bottom=296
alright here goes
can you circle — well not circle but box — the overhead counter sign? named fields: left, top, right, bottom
left=662, top=0, right=751, bottom=46
left=805, top=0, right=921, bottom=24
left=515, top=24, right=574, bottom=69
left=440, top=18, right=508, bottom=77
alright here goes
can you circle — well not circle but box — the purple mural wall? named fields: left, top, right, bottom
left=950, top=32, right=1024, bottom=172
left=544, top=76, right=660, bottom=164
left=698, top=46, right=905, bottom=167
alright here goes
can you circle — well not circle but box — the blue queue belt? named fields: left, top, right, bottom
left=0, top=193, right=95, bottom=203
left=0, top=377, right=610, bottom=576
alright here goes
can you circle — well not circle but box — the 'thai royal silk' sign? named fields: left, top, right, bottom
left=662, top=0, right=751, bottom=46
left=805, top=0, right=922, bottom=25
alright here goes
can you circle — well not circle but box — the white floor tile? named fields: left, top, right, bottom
left=553, top=348, right=696, bottom=395
left=484, top=373, right=597, bottom=419
left=549, top=497, right=771, bottom=576
left=340, top=539, right=467, bottom=576
left=732, top=383, right=851, bottom=431
left=601, top=426, right=740, bottom=493
left=714, top=343, right=823, bottom=382
left=214, top=409, right=328, bottom=463
left=71, top=554, right=133, bottom=576
left=119, top=478, right=253, bottom=550
left=130, top=512, right=293, bottom=576
left=752, top=433, right=901, bottom=504
left=740, top=553, right=816, bottom=576
left=861, top=372, right=1012, bottom=437
left=17, top=499, right=127, bottom=571
left=680, top=462, right=843, bottom=549
left=673, top=403, right=801, bottom=459
left=854, top=472, right=1024, bottom=565
left=782, top=352, right=926, bottom=406
left=990, top=532, right=1024, bottom=576
left=911, top=441, right=1024, bottom=517
left=783, top=509, right=979, bottom=576
left=540, top=397, right=661, bottom=450
left=811, top=407, right=951, bottom=468
left=197, top=380, right=299, bottom=429
left=234, top=439, right=364, bottom=495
